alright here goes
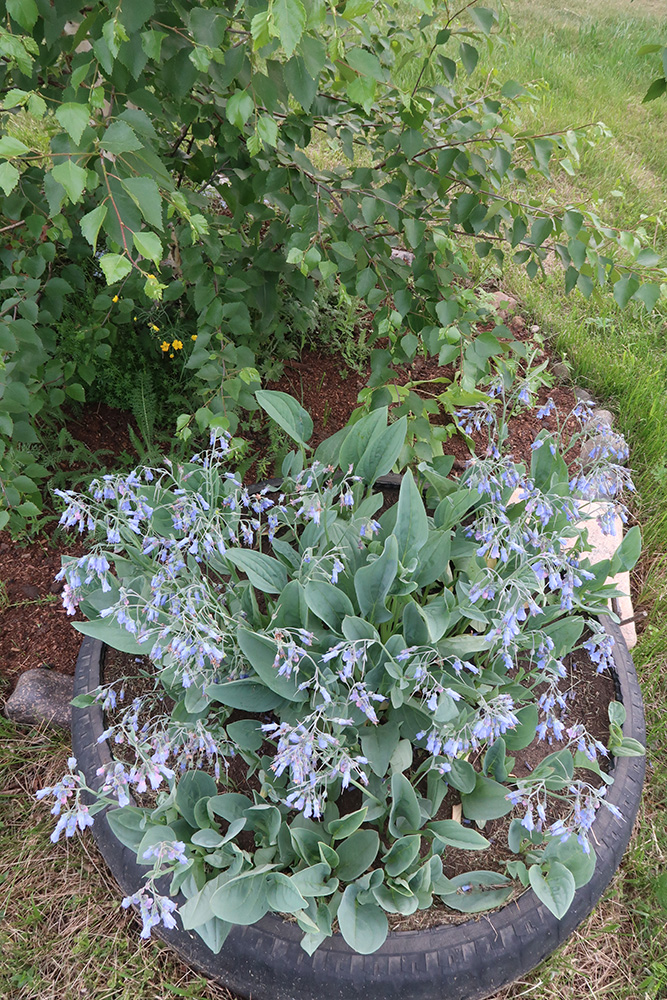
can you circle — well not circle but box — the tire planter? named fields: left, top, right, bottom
left=72, top=616, right=645, bottom=1000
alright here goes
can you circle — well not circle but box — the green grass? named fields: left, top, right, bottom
left=488, top=1, right=667, bottom=995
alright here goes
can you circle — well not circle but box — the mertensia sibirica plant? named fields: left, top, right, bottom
left=39, top=386, right=644, bottom=955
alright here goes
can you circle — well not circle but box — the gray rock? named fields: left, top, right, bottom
left=530, top=324, right=540, bottom=334
left=487, top=290, right=518, bottom=317
left=5, top=668, right=73, bottom=729
left=551, top=362, right=570, bottom=381
left=583, top=409, right=614, bottom=434
left=574, top=387, right=595, bottom=403
left=580, top=432, right=629, bottom=469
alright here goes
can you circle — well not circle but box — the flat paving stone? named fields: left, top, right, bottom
left=5, top=668, right=73, bottom=729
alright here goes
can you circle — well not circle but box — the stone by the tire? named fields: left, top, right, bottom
left=5, top=667, right=73, bottom=728
left=71, top=620, right=645, bottom=1000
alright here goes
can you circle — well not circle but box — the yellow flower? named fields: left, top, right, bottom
left=133, top=316, right=137, bottom=321
left=146, top=273, right=156, bottom=280
left=150, top=323, right=160, bottom=332
left=172, top=339, right=183, bottom=350
left=169, top=353, right=174, bottom=358
left=112, top=294, right=119, bottom=303
left=191, top=334, right=198, bottom=341
left=160, top=341, right=170, bottom=352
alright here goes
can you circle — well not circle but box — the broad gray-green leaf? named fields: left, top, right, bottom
left=439, top=870, right=513, bottom=912
left=382, top=835, right=421, bottom=876
left=428, top=820, right=490, bottom=851
left=335, top=830, right=379, bottom=882
left=210, top=870, right=272, bottom=924
left=303, top=580, right=353, bottom=632
left=175, top=771, right=217, bottom=827
left=388, top=772, right=422, bottom=837
left=460, top=775, right=513, bottom=822
left=327, top=807, right=367, bottom=841
left=237, top=628, right=305, bottom=701
left=207, top=679, right=283, bottom=711
left=256, top=389, right=313, bottom=445
left=393, top=470, right=428, bottom=563
left=528, top=862, right=576, bottom=918
left=226, top=549, right=287, bottom=594
left=266, top=872, right=307, bottom=913
left=361, top=722, right=400, bottom=777
left=290, top=863, right=338, bottom=897
left=338, top=885, right=388, bottom=954
left=73, top=617, right=144, bottom=654
left=354, top=535, right=398, bottom=623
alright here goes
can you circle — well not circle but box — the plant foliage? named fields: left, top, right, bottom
left=41, top=388, right=643, bottom=955
left=1, top=0, right=665, bottom=533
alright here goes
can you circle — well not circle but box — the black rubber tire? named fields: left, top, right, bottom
left=72, top=616, right=645, bottom=1000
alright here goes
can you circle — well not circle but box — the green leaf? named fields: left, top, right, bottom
left=439, top=871, right=513, bottom=912
left=283, top=56, right=317, bottom=111
left=643, top=77, right=667, bottom=103
left=175, top=770, right=217, bottom=827
left=208, top=679, right=282, bottom=711
left=338, top=886, right=388, bottom=954
left=393, top=470, right=428, bottom=564
left=529, top=862, right=576, bottom=919
left=382, top=835, right=421, bottom=876
left=266, top=872, right=307, bottom=913
left=79, top=204, right=108, bottom=252
left=100, top=121, right=143, bottom=154
left=55, top=103, right=90, bottom=144
left=543, top=834, right=596, bottom=888
left=347, top=47, right=384, bottom=81
left=272, top=0, right=306, bottom=57
left=227, top=550, right=288, bottom=595
left=531, top=217, right=553, bottom=247
left=72, top=618, right=144, bottom=654
left=51, top=161, right=88, bottom=203
left=7, top=0, right=38, bottom=30
left=236, top=628, right=304, bottom=701
left=428, top=820, right=490, bottom=851
left=255, top=389, right=313, bottom=445
left=388, top=772, right=422, bottom=837
left=459, top=42, right=479, bottom=75
left=335, top=830, right=380, bottom=881
left=303, top=580, right=354, bottom=632
left=257, top=114, right=278, bottom=149
left=120, top=176, right=164, bottom=230
left=226, top=89, right=254, bottom=129
left=211, top=871, right=272, bottom=924
left=290, top=864, right=338, bottom=897
left=0, top=162, right=19, bottom=195
left=460, top=775, right=513, bottom=822
left=106, top=806, right=151, bottom=851
left=611, top=524, right=641, bottom=572
left=99, top=253, right=132, bottom=284
left=354, top=535, right=398, bottom=623
left=0, top=135, right=29, bottom=158
left=328, top=807, right=368, bottom=841
left=613, top=273, right=640, bottom=308
left=361, top=722, right=400, bottom=777
left=133, top=230, right=163, bottom=265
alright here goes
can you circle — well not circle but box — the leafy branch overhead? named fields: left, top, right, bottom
left=0, top=0, right=665, bottom=532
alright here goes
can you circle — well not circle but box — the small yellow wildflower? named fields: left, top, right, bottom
left=150, top=323, right=160, bottom=332
left=112, top=294, right=119, bottom=303
left=169, top=353, right=174, bottom=358
left=160, top=341, right=170, bottom=352
left=133, top=316, right=137, bottom=321
left=172, top=339, right=183, bottom=350
left=146, top=273, right=156, bottom=280
left=191, top=334, right=198, bottom=341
